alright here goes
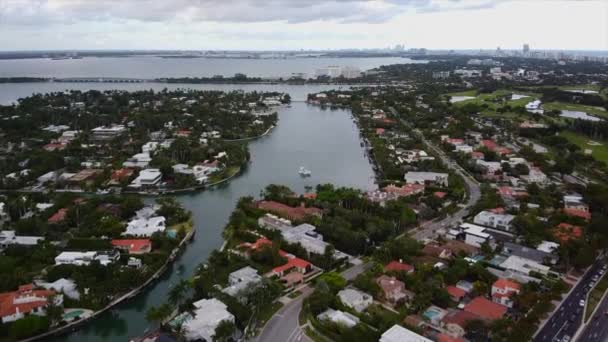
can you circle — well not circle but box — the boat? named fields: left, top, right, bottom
left=298, top=166, right=311, bottom=177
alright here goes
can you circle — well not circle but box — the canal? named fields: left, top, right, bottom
left=17, top=89, right=376, bottom=341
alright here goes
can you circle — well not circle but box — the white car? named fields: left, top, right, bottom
left=580, top=300, right=586, bottom=307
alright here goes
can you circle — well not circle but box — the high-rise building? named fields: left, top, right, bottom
left=523, top=44, right=530, bottom=54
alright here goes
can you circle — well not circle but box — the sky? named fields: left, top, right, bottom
left=0, top=0, right=606, bottom=51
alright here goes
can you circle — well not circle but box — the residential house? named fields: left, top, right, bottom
left=91, top=125, right=127, bottom=141
left=446, top=286, right=466, bottom=303
left=0, top=231, right=44, bottom=249
left=337, top=288, right=373, bottom=313
left=256, top=201, right=322, bottom=221
left=422, top=244, right=452, bottom=259
left=123, top=216, right=166, bottom=237
left=473, top=210, right=515, bottom=232
left=463, top=296, right=507, bottom=321
left=404, top=172, right=449, bottom=187
left=502, top=242, right=557, bottom=265
left=257, top=213, right=292, bottom=231
left=130, top=169, right=162, bottom=188
left=553, top=223, right=583, bottom=243
left=222, top=266, right=262, bottom=298
left=377, top=275, right=414, bottom=304
left=461, top=223, right=494, bottom=248
left=55, top=251, right=120, bottom=266
left=0, top=284, right=63, bottom=323
left=491, top=279, right=521, bottom=308
left=441, top=310, right=479, bottom=338
left=379, top=324, right=433, bottom=342
left=182, top=298, right=235, bottom=342
left=111, top=239, right=152, bottom=254
left=499, top=255, right=550, bottom=276
left=48, top=208, right=68, bottom=224
left=317, top=309, right=360, bottom=328
left=422, top=305, right=448, bottom=326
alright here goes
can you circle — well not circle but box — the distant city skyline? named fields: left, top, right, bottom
left=0, top=0, right=606, bottom=51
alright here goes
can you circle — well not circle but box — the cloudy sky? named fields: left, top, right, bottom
left=0, top=0, right=606, bottom=51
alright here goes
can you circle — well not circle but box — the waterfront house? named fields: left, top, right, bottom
left=55, top=250, right=120, bottom=266
left=222, top=266, right=262, bottom=298
left=257, top=213, right=292, bottom=231
left=111, top=239, right=152, bottom=254
left=256, top=200, right=322, bottom=221
left=337, top=288, right=373, bottom=313
left=0, top=231, right=44, bottom=249
left=130, top=169, right=162, bottom=188
left=182, top=298, right=235, bottom=342
left=0, top=284, right=63, bottom=323
left=123, top=216, right=166, bottom=237
left=404, top=172, right=449, bottom=187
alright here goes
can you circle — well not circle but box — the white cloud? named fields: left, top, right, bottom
left=0, top=0, right=606, bottom=50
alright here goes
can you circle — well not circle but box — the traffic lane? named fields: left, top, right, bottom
left=535, top=262, right=604, bottom=342
left=579, top=280, right=608, bottom=341
left=255, top=286, right=313, bottom=342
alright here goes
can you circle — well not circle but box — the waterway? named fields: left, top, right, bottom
left=0, top=82, right=377, bottom=341
left=0, top=56, right=423, bottom=79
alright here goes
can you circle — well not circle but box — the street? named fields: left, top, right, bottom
left=574, top=265, right=608, bottom=342
left=534, top=260, right=606, bottom=342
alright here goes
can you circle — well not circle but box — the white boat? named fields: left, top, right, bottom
left=298, top=166, right=311, bottom=177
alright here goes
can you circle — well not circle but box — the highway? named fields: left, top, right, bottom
left=534, top=260, right=606, bottom=342
left=574, top=265, right=608, bottom=342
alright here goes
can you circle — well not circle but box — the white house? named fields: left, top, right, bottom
left=130, top=169, right=162, bottom=188
left=0, top=285, right=64, bottom=323
left=182, top=298, right=235, bottom=342
left=491, top=279, right=521, bottom=308
left=379, top=324, right=433, bottom=342
left=317, top=309, right=360, bottom=328
left=404, top=172, right=449, bottom=187
left=122, top=152, right=152, bottom=168
left=338, top=288, right=373, bottom=313
left=0, top=230, right=44, bottom=248
left=521, top=168, right=548, bottom=184
left=473, top=211, right=515, bottom=232
left=123, top=216, right=166, bottom=237
left=525, top=100, right=544, bottom=114
left=222, top=266, right=262, bottom=298
left=461, top=223, right=493, bottom=248
left=55, top=251, right=119, bottom=266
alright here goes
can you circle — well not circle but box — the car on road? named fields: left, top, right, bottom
left=580, top=299, right=586, bottom=307
left=562, top=335, right=571, bottom=342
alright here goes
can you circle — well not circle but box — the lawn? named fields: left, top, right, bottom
left=585, top=271, right=608, bottom=322
left=559, top=131, right=608, bottom=164
left=544, top=102, right=608, bottom=120
left=446, top=89, right=540, bottom=109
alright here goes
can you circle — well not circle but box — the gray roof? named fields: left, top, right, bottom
left=502, top=242, right=556, bottom=264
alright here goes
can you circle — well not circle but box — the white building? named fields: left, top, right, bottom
left=36, top=278, right=80, bottom=300
left=222, top=266, right=262, bottom=297
left=91, top=125, right=127, bottom=141
left=130, top=169, right=162, bottom=188
left=257, top=213, right=292, bottom=231
left=476, top=160, right=502, bottom=174
left=473, top=211, right=515, bottom=232
left=404, top=172, right=449, bottom=187
left=0, top=231, right=44, bottom=248
left=123, top=216, right=166, bottom=237
left=122, top=152, right=152, bottom=168
left=461, top=223, right=493, bottom=248
left=455, top=144, right=474, bottom=153
left=525, top=100, right=544, bottom=114
left=500, top=255, right=550, bottom=276
left=54, top=251, right=119, bottom=266
left=521, top=168, right=548, bottom=184
left=338, top=288, right=373, bottom=313
left=317, top=309, right=360, bottom=328
left=281, top=223, right=349, bottom=260
left=379, top=324, right=433, bottom=342
left=183, top=298, right=235, bottom=342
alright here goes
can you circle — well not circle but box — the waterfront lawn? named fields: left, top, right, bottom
left=559, top=131, right=608, bottom=164
left=544, top=102, right=608, bottom=119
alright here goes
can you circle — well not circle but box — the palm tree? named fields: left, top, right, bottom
left=168, top=279, right=189, bottom=307
left=213, top=320, right=236, bottom=342
left=146, top=303, right=173, bottom=329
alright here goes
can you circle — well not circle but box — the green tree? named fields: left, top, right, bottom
left=213, top=319, right=236, bottom=342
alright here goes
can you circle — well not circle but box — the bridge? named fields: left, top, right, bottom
left=52, top=77, right=152, bottom=83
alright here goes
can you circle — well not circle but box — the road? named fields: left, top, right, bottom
left=574, top=265, right=608, bottom=341
left=253, top=263, right=372, bottom=342
left=533, top=259, right=606, bottom=342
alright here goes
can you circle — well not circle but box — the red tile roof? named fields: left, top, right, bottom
left=493, top=278, right=520, bottom=292
left=111, top=168, right=134, bottom=181
left=272, top=257, right=311, bottom=275
left=442, top=309, right=478, bottom=327
left=446, top=285, right=466, bottom=300
left=385, top=260, right=414, bottom=273
left=257, top=201, right=322, bottom=221
left=48, top=208, right=68, bottom=224
left=111, top=239, right=152, bottom=254
left=384, top=183, right=425, bottom=197
left=0, top=284, right=56, bottom=320
left=434, top=191, right=447, bottom=199
left=376, top=128, right=386, bottom=135
left=463, top=297, right=507, bottom=321
left=480, top=139, right=498, bottom=150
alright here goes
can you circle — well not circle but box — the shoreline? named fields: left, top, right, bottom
left=21, top=227, right=196, bottom=342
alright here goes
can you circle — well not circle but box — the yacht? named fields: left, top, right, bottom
left=298, top=166, right=311, bottom=177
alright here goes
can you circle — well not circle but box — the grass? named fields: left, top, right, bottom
left=256, top=301, right=284, bottom=327
left=169, top=219, right=194, bottom=233
left=559, top=131, right=608, bottom=164
left=585, top=271, right=608, bottom=321
left=544, top=102, right=608, bottom=120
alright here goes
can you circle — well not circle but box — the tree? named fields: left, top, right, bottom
left=45, top=295, right=64, bottom=326
left=145, top=303, right=172, bottom=328
left=213, top=319, right=236, bottom=342
left=168, top=279, right=190, bottom=307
